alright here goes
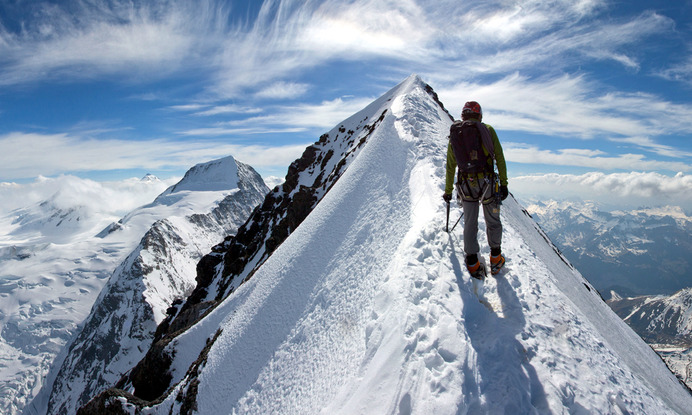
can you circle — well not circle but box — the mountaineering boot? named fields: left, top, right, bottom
left=466, top=254, right=485, bottom=280
left=490, top=253, right=505, bottom=275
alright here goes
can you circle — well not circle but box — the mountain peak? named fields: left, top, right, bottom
left=140, top=173, right=159, bottom=182
left=78, top=76, right=692, bottom=414
left=167, top=155, right=239, bottom=194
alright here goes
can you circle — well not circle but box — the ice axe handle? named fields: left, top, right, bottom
left=445, top=200, right=450, bottom=232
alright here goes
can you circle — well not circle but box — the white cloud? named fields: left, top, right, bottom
left=252, top=97, right=376, bottom=129
left=658, top=56, right=692, bottom=86
left=192, top=105, right=263, bottom=117
left=0, top=0, right=688, bottom=183
left=178, top=127, right=307, bottom=136
left=610, top=136, right=692, bottom=159
left=206, top=0, right=434, bottom=98
left=437, top=73, right=692, bottom=164
left=0, top=131, right=307, bottom=181
left=168, top=104, right=210, bottom=112
left=0, top=0, right=677, bottom=100
left=505, top=142, right=691, bottom=173
left=0, top=175, right=175, bottom=218
left=512, top=171, right=692, bottom=211
left=0, top=0, right=230, bottom=85
left=179, top=96, right=376, bottom=135
left=254, top=82, right=310, bottom=100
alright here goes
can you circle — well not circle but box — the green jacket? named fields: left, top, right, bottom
left=445, top=120, right=508, bottom=195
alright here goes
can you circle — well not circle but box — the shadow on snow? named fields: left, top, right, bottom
left=448, top=236, right=550, bottom=414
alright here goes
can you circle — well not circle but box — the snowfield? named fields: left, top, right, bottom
left=104, top=76, right=692, bottom=414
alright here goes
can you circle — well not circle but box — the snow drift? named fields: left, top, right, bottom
left=81, top=76, right=692, bottom=414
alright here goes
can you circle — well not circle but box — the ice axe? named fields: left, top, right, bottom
left=450, top=211, right=463, bottom=233
left=445, top=199, right=463, bottom=233
left=445, top=200, right=450, bottom=232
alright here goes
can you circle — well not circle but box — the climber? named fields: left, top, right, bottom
left=443, top=101, right=508, bottom=278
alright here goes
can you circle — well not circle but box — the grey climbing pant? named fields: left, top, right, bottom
left=461, top=198, right=502, bottom=256
left=455, top=174, right=502, bottom=256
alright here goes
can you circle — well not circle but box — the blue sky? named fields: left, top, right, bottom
left=1, top=0, right=691, bottom=210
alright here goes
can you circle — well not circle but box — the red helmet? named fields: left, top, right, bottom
left=461, top=101, right=482, bottom=120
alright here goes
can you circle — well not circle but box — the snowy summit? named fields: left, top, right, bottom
left=72, top=75, right=691, bottom=414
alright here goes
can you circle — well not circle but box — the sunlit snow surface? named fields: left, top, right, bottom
left=126, top=76, right=692, bottom=414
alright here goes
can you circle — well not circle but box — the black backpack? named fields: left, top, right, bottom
left=449, top=120, right=496, bottom=175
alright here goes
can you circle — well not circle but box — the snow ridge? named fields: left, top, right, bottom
left=80, top=76, right=692, bottom=414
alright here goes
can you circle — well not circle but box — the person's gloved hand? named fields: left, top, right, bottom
left=500, top=185, right=509, bottom=201
left=442, top=193, right=452, bottom=203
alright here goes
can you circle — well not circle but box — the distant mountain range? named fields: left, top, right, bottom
left=524, top=200, right=692, bottom=299
left=608, top=288, right=692, bottom=389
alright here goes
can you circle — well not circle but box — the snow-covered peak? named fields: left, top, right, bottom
left=113, top=156, right=242, bottom=232
left=140, top=173, right=160, bottom=183
left=614, top=205, right=691, bottom=225
left=79, top=77, right=692, bottom=414
left=525, top=200, right=691, bottom=298
left=21, top=157, right=269, bottom=415
left=164, top=156, right=239, bottom=194
left=610, top=288, right=692, bottom=345
left=0, top=199, right=94, bottom=245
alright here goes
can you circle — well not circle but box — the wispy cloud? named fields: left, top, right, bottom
left=0, top=131, right=307, bottom=180
left=610, top=136, right=692, bottom=159
left=254, top=82, right=310, bottom=99
left=1, top=0, right=689, bottom=189
left=440, top=73, right=692, bottom=138
left=658, top=56, right=692, bottom=86
left=193, top=105, right=263, bottom=117
left=178, top=127, right=306, bottom=137
left=0, top=0, right=678, bottom=96
left=0, top=0, right=230, bottom=85
left=505, top=142, right=691, bottom=173
left=512, top=171, right=692, bottom=210
left=438, top=73, right=692, bottom=164
left=178, top=96, right=375, bottom=135
left=0, top=175, right=176, bottom=218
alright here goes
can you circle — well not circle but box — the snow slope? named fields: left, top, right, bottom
left=84, top=76, right=691, bottom=414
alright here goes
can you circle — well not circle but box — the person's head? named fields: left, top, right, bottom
left=461, top=101, right=482, bottom=121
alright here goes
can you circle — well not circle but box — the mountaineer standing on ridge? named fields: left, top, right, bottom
left=443, top=101, right=509, bottom=279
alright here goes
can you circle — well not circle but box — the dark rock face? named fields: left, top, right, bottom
left=76, top=389, right=143, bottom=415
left=129, top=338, right=174, bottom=401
